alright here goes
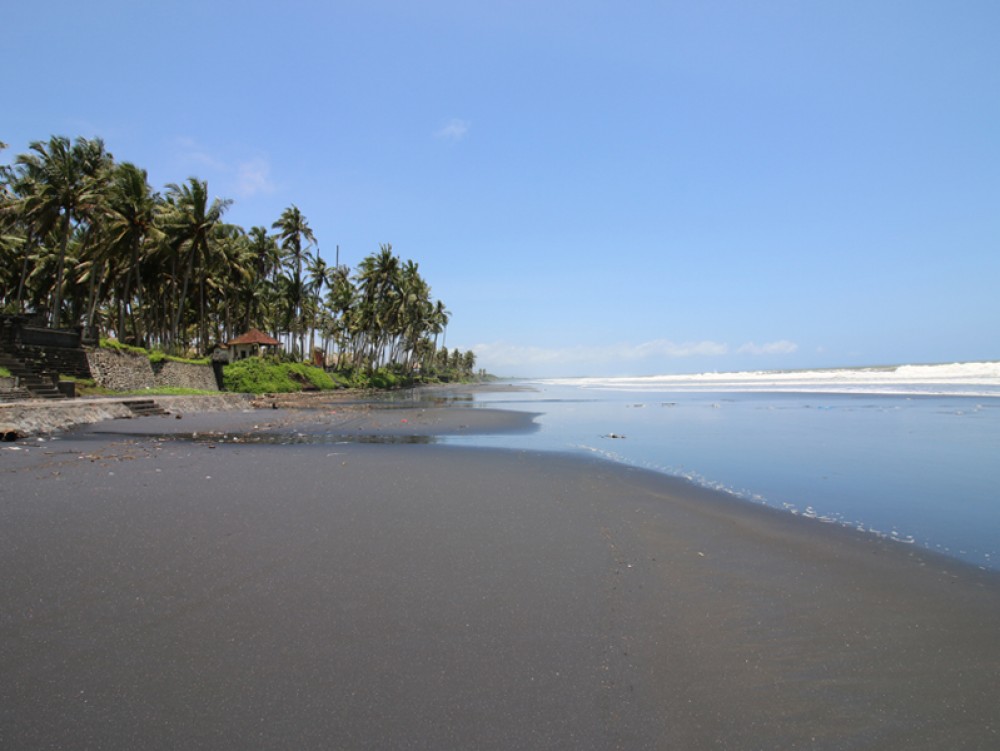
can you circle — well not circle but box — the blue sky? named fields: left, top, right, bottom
left=5, top=0, right=999, bottom=377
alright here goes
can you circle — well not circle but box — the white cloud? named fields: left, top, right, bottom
left=634, top=339, right=729, bottom=358
left=470, top=338, right=731, bottom=370
left=435, top=118, right=470, bottom=140
left=173, top=136, right=228, bottom=172
left=468, top=337, right=799, bottom=375
left=235, top=157, right=276, bottom=197
left=171, top=137, right=276, bottom=198
left=736, top=340, right=798, bottom=355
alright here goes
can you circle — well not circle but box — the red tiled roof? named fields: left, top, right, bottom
left=228, top=328, right=281, bottom=346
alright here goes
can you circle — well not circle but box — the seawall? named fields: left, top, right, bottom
left=0, top=394, right=253, bottom=438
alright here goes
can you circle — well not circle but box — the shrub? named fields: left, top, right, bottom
left=222, top=358, right=336, bottom=394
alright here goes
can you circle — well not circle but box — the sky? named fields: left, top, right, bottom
left=5, top=0, right=999, bottom=377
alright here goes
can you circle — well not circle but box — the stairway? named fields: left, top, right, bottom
left=122, top=399, right=168, bottom=417
left=0, top=352, right=66, bottom=399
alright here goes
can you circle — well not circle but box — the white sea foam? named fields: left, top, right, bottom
left=539, top=361, right=1000, bottom=396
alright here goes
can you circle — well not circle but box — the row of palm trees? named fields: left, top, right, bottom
left=1, top=135, right=474, bottom=375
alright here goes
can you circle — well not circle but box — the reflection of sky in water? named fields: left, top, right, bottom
left=451, top=385, right=1000, bottom=571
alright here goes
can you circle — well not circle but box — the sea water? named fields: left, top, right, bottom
left=449, top=363, right=1000, bottom=571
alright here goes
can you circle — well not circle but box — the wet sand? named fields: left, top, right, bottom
left=2, top=402, right=999, bottom=749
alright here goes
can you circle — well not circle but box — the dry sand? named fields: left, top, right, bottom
left=1, top=399, right=999, bottom=749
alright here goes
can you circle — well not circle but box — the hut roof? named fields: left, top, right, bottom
left=228, top=328, right=281, bottom=346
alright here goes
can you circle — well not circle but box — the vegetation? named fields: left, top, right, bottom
left=222, top=358, right=335, bottom=394
left=0, top=365, right=11, bottom=378
left=99, top=337, right=210, bottom=365
left=1, top=134, right=478, bottom=380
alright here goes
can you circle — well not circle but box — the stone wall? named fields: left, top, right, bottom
left=86, top=350, right=219, bottom=391
left=0, top=393, right=252, bottom=436
left=86, top=349, right=155, bottom=390
left=0, top=377, right=31, bottom=403
left=151, top=360, right=219, bottom=391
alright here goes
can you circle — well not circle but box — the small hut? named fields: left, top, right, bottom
left=225, top=328, right=282, bottom=362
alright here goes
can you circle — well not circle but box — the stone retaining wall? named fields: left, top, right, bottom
left=151, top=360, right=219, bottom=391
left=86, top=350, right=218, bottom=391
left=0, top=393, right=252, bottom=436
left=0, top=377, right=31, bottom=403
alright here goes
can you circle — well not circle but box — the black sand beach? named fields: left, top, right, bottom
left=2, top=397, right=999, bottom=749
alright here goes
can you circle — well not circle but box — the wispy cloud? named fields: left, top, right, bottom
left=736, top=340, right=798, bottom=355
left=634, top=339, right=729, bottom=358
left=470, top=337, right=798, bottom=374
left=235, top=157, right=276, bottom=197
left=171, top=137, right=277, bottom=198
left=435, top=118, right=470, bottom=140
left=471, top=339, right=730, bottom=369
left=173, top=137, right=228, bottom=172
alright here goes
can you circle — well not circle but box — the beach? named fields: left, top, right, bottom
left=2, top=395, right=999, bottom=749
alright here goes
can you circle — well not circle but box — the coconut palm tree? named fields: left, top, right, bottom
left=432, top=299, right=451, bottom=357
left=305, top=253, right=333, bottom=358
left=359, top=244, right=405, bottom=368
left=325, top=264, right=355, bottom=367
left=272, top=205, right=316, bottom=358
left=241, top=226, right=280, bottom=334
left=101, top=162, right=160, bottom=342
left=14, top=135, right=112, bottom=325
left=160, top=178, right=231, bottom=353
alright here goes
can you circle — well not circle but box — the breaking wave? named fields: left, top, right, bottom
left=540, top=361, right=1000, bottom=397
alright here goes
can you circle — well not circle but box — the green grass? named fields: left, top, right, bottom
left=222, top=358, right=337, bottom=394
left=99, top=337, right=148, bottom=356
left=100, top=338, right=210, bottom=365
left=0, top=366, right=11, bottom=378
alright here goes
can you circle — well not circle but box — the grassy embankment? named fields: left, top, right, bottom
left=221, top=356, right=482, bottom=394
left=85, top=340, right=481, bottom=396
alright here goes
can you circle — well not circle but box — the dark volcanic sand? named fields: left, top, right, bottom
left=1, top=404, right=999, bottom=749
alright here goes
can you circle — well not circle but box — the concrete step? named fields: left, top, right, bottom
left=0, top=388, right=33, bottom=403
left=122, top=399, right=168, bottom=417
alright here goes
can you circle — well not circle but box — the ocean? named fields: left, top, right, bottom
left=450, top=362, right=1000, bottom=571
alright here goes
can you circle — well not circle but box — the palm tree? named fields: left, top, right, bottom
left=160, top=178, right=231, bottom=353
left=272, top=205, right=316, bottom=358
left=102, top=162, right=159, bottom=343
left=242, top=226, right=280, bottom=333
left=0, top=158, right=29, bottom=311
left=432, top=300, right=451, bottom=357
left=305, top=253, right=332, bottom=359
left=355, top=246, right=398, bottom=369
left=14, top=135, right=112, bottom=326
left=325, top=264, right=355, bottom=367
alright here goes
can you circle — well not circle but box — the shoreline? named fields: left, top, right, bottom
left=2, top=401, right=999, bottom=747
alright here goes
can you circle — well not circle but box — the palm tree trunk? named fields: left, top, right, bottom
left=51, top=212, right=71, bottom=327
